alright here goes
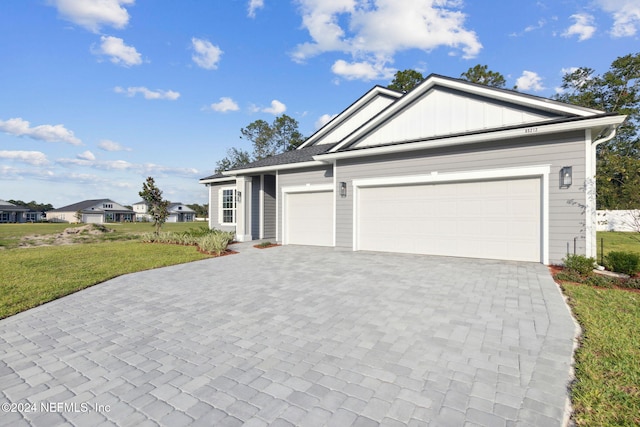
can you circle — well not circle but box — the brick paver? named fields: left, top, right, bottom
left=0, top=245, right=577, bottom=426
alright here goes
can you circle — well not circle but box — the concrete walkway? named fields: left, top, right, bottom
left=0, top=244, right=578, bottom=426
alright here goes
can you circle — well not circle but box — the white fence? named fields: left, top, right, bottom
left=596, top=210, right=640, bottom=232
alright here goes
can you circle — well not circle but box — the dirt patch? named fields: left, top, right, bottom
left=19, top=224, right=115, bottom=248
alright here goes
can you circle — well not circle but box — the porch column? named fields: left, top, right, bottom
left=235, top=176, right=253, bottom=242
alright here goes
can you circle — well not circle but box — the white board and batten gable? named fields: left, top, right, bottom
left=299, top=86, right=402, bottom=148
left=328, top=74, right=606, bottom=152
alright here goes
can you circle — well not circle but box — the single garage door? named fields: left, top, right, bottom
left=285, top=191, right=333, bottom=246
left=356, top=178, right=541, bottom=262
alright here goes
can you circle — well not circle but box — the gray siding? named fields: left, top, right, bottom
left=335, top=131, right=587, bottom=265
left=207, top=181, right=236, bottom=233
left=264, top=175, right=276, bottom=238
left=251, top=176, right=260, bottom=238
left=277, top=166, right=334, bottom=242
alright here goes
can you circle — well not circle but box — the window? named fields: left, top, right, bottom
left=220, top=188, right=236, bottom=224
left=103, top=203, right=113, bottom=209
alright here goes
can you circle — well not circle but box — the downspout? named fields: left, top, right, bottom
left=589, top=126, right=616, bottom=261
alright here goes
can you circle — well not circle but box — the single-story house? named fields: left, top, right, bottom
left=132, top=201, right=196, bottom=222
left=47, top=199, right=134, bottom=224
left=200, top=74, right=626, bottom=265
left=0, top=200, right=30, bottom=223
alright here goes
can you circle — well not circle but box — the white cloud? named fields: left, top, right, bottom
left=562, top=13, right=596, bottom=41
left=94, top=36, right=142, bottom=67
left=56, top=156, right=200, bottom=177
left=331, top=59, right=395, bottom=81
left=292, top=0, right=481, bottom=80
left=77, top=150, right=95, bottom=161
left=98, top=139, right=132, bottom=152
left=315, top=113, right=337, bottom=129
left=262, top=100, right=287, bottom=115
left=595, top=0, right=640, bottom=37
left=0, top=117, right=82, bottom=145
left=0, top=150, right=49, bottom=166
left=50, top=0, right=134, bottom=33
left=248, top=0, right=264, bottom=18
left=516, top=70, right=545, bottom=92
left=209, top=97, right=240, bottom=112
left=191, top=38, right=223, bottom=70
left=561, top=67, right=579, bottom=75
left=114, top=86, right=180, bottom=100
left=525, top=19, right=546, bottom=33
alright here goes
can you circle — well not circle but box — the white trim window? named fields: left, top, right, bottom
left=219, top=188, right=237, bottom=225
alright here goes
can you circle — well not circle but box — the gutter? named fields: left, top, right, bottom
left=591, top=124, right=617, bottom=147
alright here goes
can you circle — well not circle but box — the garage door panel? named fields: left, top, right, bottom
left=357, top=178, right=541, bottom=262
left=286, top=191, right=333, bottom=246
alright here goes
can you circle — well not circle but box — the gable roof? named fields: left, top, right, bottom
left=0, top=200, right=29, bottom=211
left=328, top=74, right=607, bottom=153
left=298, top=85, right=402, bottom=149
left=49, top=199, right=132, bottom=213
left=201, top=74, right=626, bottom=180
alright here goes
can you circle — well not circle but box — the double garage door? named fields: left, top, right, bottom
left=356, top=178, right=542, bottom=262
left=283, top=178, right=542, bottom=262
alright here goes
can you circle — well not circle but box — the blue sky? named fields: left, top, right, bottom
left=1, top=0, right=638, bottom=208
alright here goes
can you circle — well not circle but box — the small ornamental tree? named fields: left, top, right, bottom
left=139, top=176, right=170, bottom=235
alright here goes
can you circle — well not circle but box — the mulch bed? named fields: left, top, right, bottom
left=549, top=264, right=640, bottom=294
left=253, top=243, right=280, bottom=249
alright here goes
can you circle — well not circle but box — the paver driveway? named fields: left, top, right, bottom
left=0, top=245, right=578, bottom=426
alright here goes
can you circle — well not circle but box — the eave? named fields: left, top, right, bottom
left=314, top=114, right=626, bottom=162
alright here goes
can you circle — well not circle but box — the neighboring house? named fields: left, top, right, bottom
left=132, top=201, right=196, bottom=222
left=47, top=199, right=134, bottom=224
left=0, top=200, right=29, bottom=223
left=200, top=74, right=626, bottom=265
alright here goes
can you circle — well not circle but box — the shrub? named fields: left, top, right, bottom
left=622, top=278, right=640, bottom=290
left=563, top=254, right=596, bottom=276
left=554, top=270, right=584, bottom=283
left=605, top=251, right=640, bottom=276
left=584, top=275, right=616, bottom=288
left=197, top=232, right=233, bottom=256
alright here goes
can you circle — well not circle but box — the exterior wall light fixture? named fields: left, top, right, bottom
left=560, top=166, right=572, bottom=188
left=236, top=190, right=242, bottom=203
left=340, top=182, right=347, bottom=198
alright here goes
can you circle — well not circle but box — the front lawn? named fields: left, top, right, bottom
left=562, top=283, right=640, bottom=426
left=0, top=240, right=211, bottom=319
left=560, top=231, right=640, bottom=426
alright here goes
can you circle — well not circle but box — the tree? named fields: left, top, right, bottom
left=9, top=200, right=54, bottom=212
left=187, top=203, right=208, bottom=218
left=215, top=147, right=251, bottom=173
left=139, top=176, right=170, bottom=234
left=554, top=53, right=640, bottom=209
left=388, top=69, right=424, bottom=93
left=216, top=114, right=305, bottom=173
left=460, top=64, right=508, bottom=89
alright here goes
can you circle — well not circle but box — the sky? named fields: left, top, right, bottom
left=1, top=0, right=639, bottom=208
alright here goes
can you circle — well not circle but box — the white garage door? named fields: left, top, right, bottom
left=356, top=178, right=541, bottom=262
left=285, top=191, right=333, bottom=246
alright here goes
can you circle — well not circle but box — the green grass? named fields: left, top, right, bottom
left=562, top=283, right=640, bottom=426
left=596, top=231, right=640, bottom=264
left=0, top=240, right=211, bottom=319
left=559, top=232, right=640, bottom=425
